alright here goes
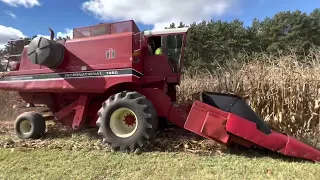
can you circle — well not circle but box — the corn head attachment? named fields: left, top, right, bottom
left=183, top=92, right=320, bottom=162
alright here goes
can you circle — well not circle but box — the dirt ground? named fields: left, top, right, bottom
left=0, top=90, right=49, bottom=121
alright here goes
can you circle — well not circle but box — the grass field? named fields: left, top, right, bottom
left=1, top=148, right=320, bottom=180
left=0, top=123, right=320, bottom=180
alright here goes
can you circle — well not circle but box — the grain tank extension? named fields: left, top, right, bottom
left=0, top=20, right=319, bottom=162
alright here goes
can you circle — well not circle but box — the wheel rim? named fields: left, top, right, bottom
left=109, top=108, right=138, bottom=138
left=20, top=120, right=32, bottom=135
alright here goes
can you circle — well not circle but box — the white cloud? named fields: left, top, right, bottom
left=36, top=34, right=50, bottom=39
left=57, top=28, right=73, bottom=39
left=0, top=26, right=73, bottom=50
left=81, top=0, right=239, bottom=30
left=0, top=24, right=25, bottom=48
left=0, top=0, right=41, bottom=8
left=34, top=28, right=73, bottom=40
left=4, top=11, right=17, bottom=19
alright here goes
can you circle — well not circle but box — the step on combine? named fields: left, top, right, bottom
left=0, top=20, right=319, bottom=162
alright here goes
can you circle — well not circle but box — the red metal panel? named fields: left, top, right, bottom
left=111, top=21, right=131, bottom=34
left=279, top=136, right=320, bottom=161
left=137, top=88, right=172, bottom=117
left=184, top=101, right=212, bottom=137
left=228, top=135, right=254, bottom=148
left=72, top=94, right=90, bottom=129
left=226, top=114, right=288, bottom=151
left=73, top=26, right=91, bottom=38
left=64, top=33, right=133, bottom=66
left=167, top=104, right=189, bottom=128
left=0, top=76, right=138, bottom=93
left=72, top=20, right=140, bottom=39
left=132, top=22, right=140, bottom=33
left=184, top=100, right=230, bottom=138
left=110, top=20, right=140, bottom=34
left=18, top=50, right=41, bottom=71
left=90, top=24, right=111, bottom=37
left=55, top=99, right=78, bottom=120
left=132, top=32, right=143, bottom=74
left=226, top=114, right=320, bottom=162
left=16, top=32, right=134, bottom=74
left=137, top=88, right=188, bottom=128
left=10, top=63, right=134, bottom=76
left=200, top=112, right=230, bottom=144
left=143, top=55, right=180, bottom=84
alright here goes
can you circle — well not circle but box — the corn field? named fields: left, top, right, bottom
left=1, top=50, right=320, bottom=146
left=178, top=50, right=320, bottom=146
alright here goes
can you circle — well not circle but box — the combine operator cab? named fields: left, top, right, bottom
left=143, top=28, right=189, bottom=73
left=140, top=28, right=190, bottom=86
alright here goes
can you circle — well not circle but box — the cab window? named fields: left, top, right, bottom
left=165, top=34, right=183, bottom=73
left=146, top=34, right=184, bottom=73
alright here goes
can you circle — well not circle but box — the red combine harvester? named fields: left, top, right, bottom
left=0, top=20, right=319, bottom=162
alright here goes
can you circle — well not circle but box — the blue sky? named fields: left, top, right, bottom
left=0, top=0, right=319, bottom=46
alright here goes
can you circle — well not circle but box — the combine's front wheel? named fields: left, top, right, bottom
left=14, top=112, right=46, bottom=139
left=96, top=91, right=158, bottom=153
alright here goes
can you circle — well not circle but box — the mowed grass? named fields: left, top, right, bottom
left=0, top=123, right=319, bottom=180
left=0, top=148, right=320, bottom=180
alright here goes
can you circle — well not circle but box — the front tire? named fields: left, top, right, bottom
left=96, top=91, right=158, bottom=152
left=14, top=111, right=46, bottom=139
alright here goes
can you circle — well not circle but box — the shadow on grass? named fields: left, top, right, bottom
left=225, top=144, right=311, bottom=163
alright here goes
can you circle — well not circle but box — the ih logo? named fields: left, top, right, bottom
left=106, top=48, right=116, bottom=59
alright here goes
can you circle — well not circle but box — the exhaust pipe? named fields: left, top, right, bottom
left=49, top=28, right=54, bottom=41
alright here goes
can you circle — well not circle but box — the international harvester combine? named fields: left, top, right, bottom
left=0, top=20, right=319, bottom=162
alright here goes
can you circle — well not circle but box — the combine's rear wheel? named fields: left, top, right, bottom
left=14, top=112, right=46, bottom=139
left=96, top=91, right=158, bottom=153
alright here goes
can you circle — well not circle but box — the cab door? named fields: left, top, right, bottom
left=162, top=34, right=184, bottom=73
left=132, top=32, right=144, bottom=75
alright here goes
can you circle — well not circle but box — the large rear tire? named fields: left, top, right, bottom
left=96, top=91, right=158, bottom=152
left=14, top=111, right=46, bottom=139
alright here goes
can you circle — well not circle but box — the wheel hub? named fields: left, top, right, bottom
left=20, top=120, right=32, bottom=135
left=110, top=108, right=138, bottom=138
left=124, top=115, right=135, bottom=126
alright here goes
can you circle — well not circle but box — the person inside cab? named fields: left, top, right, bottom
left=155, top=46, right=162, bottom=55
left=148, top=36, right=162, bottom=55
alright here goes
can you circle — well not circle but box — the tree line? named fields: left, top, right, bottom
left=166, top=8, right=320, bottom=70
left=1, top=8, right=320, bottom=71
